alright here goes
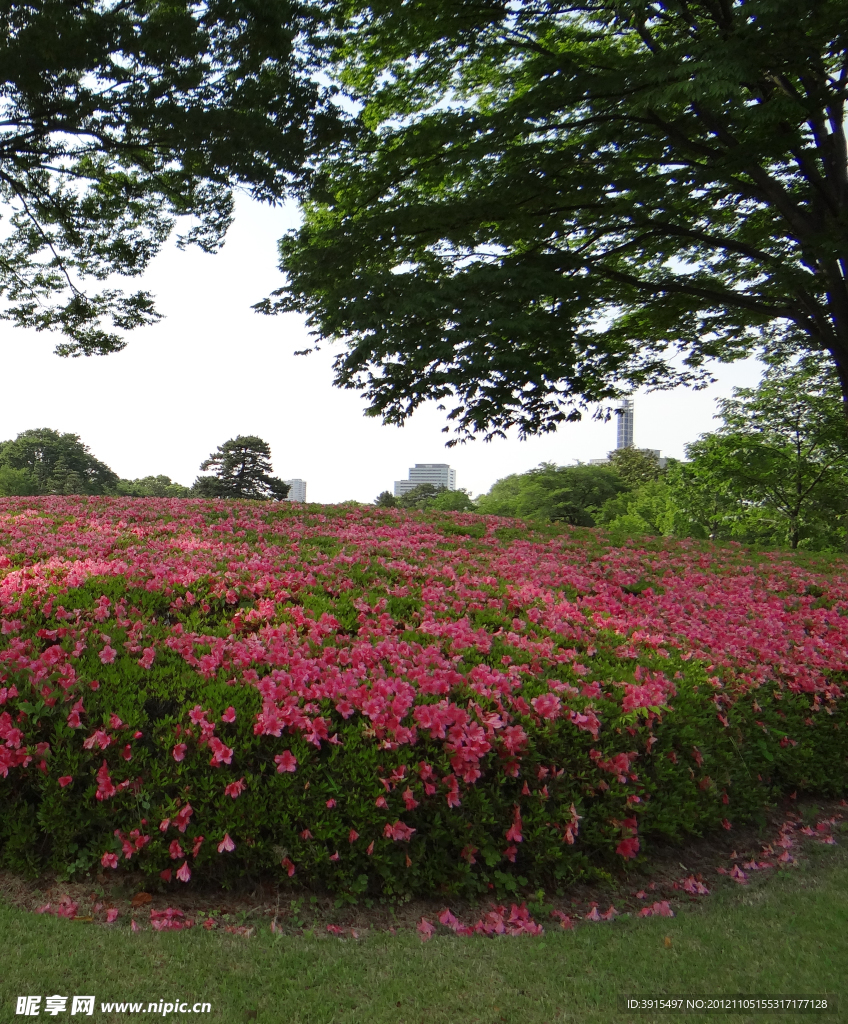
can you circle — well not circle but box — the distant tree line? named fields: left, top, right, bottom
left=470, top=358, right=848, bottom=551
left=0, top=433, right=290, bottom=502
left=369, top=358, right=848, bottom=551
left=374, top=485, right=476, bottom=512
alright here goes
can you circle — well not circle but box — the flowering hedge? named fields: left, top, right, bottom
left=0, top=497, right=846, bottom=898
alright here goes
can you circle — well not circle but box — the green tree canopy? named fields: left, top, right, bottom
left=116, top=476, right=192, bottom=498
left=0, top=0, right=342, bottom=355
left=607, top=447, right=665, bottom=486
left=595, top=477, right=685, bottom=538
left=194, top=436, right=290, bottom=500
left=476, top=462, right=628, bottom=525
left=0, top=428, right=118, bottom=494
left=374, top=490, right=397, bottom=507
left=263, top=0, right=848, bottom=442
left=426, top=487, right=477, bottom=512
left=676, top=357, right=848, bottom=548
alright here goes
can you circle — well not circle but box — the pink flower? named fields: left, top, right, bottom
left=58, top=776, right=72, bottom=788
left=208, top=737, right=233, bottom=766
left=506, top=806, right=523, bottom=844
left=366, top=841, right=374, bottom=856
left=169, top=840, right=184, bottom=860
left=191, top=836, right=204, bottom=858
left=616, top=836, right=640, bottom=859
left=326, top=798, right=336, bottom=809
left=83, top=729, right=111, bottom=750
left=375, top=795, right=388, bottom=809
left=281, top=856, right=296, bottom=877
left=138, top=647, right=155, bottom=669
left=300, top=829, right=313, bottom=840
left=383, top=821, right=416, bottom=842
left=418, top=918, right=436, bottom=941
left=99, top=645, right=117, bottom=664
left=348, top=829, right=359, bottom=843
left=121, top=744, right=132, bottom=761
left=221, top=707, right=236, bottom=723
left=131, top=919, right=139, bottom=932
left=531, top=693, right=562, bottom=719
left=218, top=833, right=235, bottom=853
left=106, top=908, right=119, bottom=923
left=176, top=860, right=192, bottom=883
left=224, top=777, right=246, bottom=799
left=95, top=760, right=116, bottom=801
left=172, top=743, right=187, bottom=762
left=274, top=751, right=297, bottom=773
left=173, top=803, right=193, bottom=832
left=160, top=869, right=172, bottom=882
left=101, top=852, right=118, bottom=869
left=402, top=788, right=419, bottom=810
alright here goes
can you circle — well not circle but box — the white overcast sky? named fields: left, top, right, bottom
left=0, top=196, right=764, bottom=504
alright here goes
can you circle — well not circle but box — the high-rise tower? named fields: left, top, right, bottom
left=616, top=399, right=634, bottom=449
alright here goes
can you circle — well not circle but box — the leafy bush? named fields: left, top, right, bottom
left=0, top=498, right=846, bottom=899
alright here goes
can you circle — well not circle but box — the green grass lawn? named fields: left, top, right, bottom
left=2, top=841, right=845, bottom=1024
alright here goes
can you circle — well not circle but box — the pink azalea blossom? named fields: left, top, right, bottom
left=274, top=751, right=297, bottom=773
left=218, top=833, right=235, bottom=853
left=101, top=852, right=118, bottom=869
left=58, top=776, right=72, bottom=787
left=224, top=777, right=246, bottom=799
left=138, top=647, right=155, bottom=669
left=383, top=820, right=416, bottom=842
left=616, top=836, right=640, bottom=859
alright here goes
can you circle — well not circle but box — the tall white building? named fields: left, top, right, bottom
left=284, top=479, right=307, bottom=502
left=394, top=463, right=456, bottom=497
